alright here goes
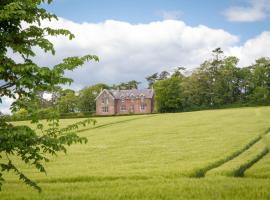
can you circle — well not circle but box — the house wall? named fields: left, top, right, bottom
left=96, top=92, right=115, bottom=115
left=115, top=98, right=152, bottom=115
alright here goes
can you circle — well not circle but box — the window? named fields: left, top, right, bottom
left=121, top=96, right=125, bottom=103
left=140, top=104, right=146, bottom=111
left=105, top=97, right=109, bottom=105
left=102, top=106, right=108, bottom=112
left=102, top=96, right=109, bottom=105
left=140, top=94, right=145, bottom=103
left=120, top=104, right=126, bottom=111
left=130, top=105, right=134, bottom=112
left=130, top=94, right=135, bottom=102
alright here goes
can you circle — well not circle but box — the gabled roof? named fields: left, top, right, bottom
left=109, top=89, right=154, bottom=99
left=95, top=89, right=115, bottom=100
left=96, top=89, right=154, bottom=100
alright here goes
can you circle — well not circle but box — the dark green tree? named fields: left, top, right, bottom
left=78, top=83, right=109, bottom=113
left=154, top=76, right=184, bottom=112
left=248, top=58, right=270, bottom=104
left=58, top=89, right=78, bottom=113
left=111, top=80, right=140, bottom=90
left=146, top=73, right=158, bottom=88
left=0, top=0, right=98, bottom=191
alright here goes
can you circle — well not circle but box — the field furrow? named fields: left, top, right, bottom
left=1, top=106, right=270, bottom=200
left=206, top=136, right=269, bottom=177
left=244, top=137, right=270, bottom=178
left=190, top=128, right=270, bottom=177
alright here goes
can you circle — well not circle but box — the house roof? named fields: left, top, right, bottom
left=109, top=89, right=154, bottom=99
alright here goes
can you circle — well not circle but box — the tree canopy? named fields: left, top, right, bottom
left=0, top=0, right=98, bottom=191
left=151, top=49, right=270, bottom=112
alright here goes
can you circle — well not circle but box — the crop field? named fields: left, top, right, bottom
left=0, top=106, right=270, bottom=199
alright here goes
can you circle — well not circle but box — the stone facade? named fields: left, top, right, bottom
left=96, top=89, right=154, bottom=115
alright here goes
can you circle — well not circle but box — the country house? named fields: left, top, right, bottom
left=96, top=89, right=154, bottom=115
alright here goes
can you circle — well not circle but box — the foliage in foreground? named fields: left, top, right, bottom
left=0, top=0, right=98, bottom=191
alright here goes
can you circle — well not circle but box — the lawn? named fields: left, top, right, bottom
left=0, top=106, right=270, bottom=199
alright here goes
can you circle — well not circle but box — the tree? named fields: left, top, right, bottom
left=248, top=58, right=270, bottom=104
left=126, top=80, right=141, bottom=89
left=146, top=73, right=158, bottom=88
left=110, top=80, right=140, bottom=90
left=0, top=0, right=98, bottom=191
left=158, top=70, right=170, bottom=80
left=58, top=89, right=78, bottom=113
left=154, top=76, right=184, bottom=112
left=78, top=83, right=109, bottom=113
left=172, top=67, right=185, bottom=78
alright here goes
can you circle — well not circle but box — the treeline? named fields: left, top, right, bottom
left=10, top=81, right=141, bottom=120
left=152, top=48, right=270, bottom=112
left=8, top=48, right=270, bottom=120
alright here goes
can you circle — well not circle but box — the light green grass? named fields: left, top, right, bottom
left=244, top=136, right=270, bottom=178
left=1, top=106, right=270, bottom=199
left=206, top=134, right=270, bottom=177
left=245, top=154, right=270, bottom=178
left=1, top=178, right=270, bottom=200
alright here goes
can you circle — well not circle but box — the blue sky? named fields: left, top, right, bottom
left=43, top=0, right=270, bottom=43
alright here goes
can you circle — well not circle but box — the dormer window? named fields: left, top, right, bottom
left=121, top=95, right=125, bottom=103
left=140, top=94, right=145, bottom=102
left=130, top=94, right=135, bottom=102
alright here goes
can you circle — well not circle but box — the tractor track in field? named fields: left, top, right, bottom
left=233, top=147, right=269, bottom=177
left=190, top=127, right=270, bottom=178
left=77, top=114, right=157, bottom=133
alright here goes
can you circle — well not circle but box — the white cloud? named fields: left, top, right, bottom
left=224, top=0, right=270, bottom=22
left=1, top=17, right=270, bottom=113
left=0, top=97, right=13, bottom=114
left=229, top=31, right=270, bottom=66
left=30, top=18, right=239, bottom=89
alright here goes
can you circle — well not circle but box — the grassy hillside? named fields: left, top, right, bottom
left=1, top=106, right=270, bottom=199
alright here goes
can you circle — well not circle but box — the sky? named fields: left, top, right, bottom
left=1, top=0, right=270, bottom=113
left=42, top=0, right=270, bottom=42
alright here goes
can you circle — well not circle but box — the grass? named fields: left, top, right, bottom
left=244, top=136, right=270, bottom=178
left=1, top=106, right=270, bottom=199
left=2, top=178, right=270, bottom=200
left=190, top=133, right=268, bottom=177
left=206, top=135, right=270, bottom=177
left=245, top=154, right=270, bottom=178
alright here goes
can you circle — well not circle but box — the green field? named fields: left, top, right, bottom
left=1, top=106, right=270, bottom=199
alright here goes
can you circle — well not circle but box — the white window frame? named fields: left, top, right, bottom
left=121, top=96, right=125, bottom=103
